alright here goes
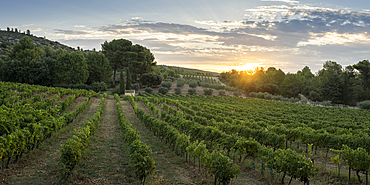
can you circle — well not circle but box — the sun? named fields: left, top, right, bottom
left=231, top=63, right=262, bottom=72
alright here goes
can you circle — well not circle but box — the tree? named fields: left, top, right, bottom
left=86, top=52, right=112, bottom=84
left=140, top=73, right=163, bottom=87
left=280, top=73, right=304, bottom=98
left=354, top=60, right=370, bottom=90
left=26, top=29, right=31, bottom=35
left=14, top=28, right=18, bottom=33
left=6, top=27, right=9, bottom=32
left=54, top=51, right=89, bottom=84
left=119, top=70, right=125, bottom=95
left=126, top=67, right=132, bottom=90
left=8, top=36, right=39, bottom=61
left=101, top=39, right=132, bottom=85
left=318, top=61, right=344, bottom=104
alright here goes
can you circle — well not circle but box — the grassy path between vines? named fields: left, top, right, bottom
left=69, top=99, right=134, bottom=184
left=3, top=98, right=101, bottom=185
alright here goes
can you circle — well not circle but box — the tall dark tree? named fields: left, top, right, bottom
left=101, top=39, right=132, bottom=85
left=86, top=52, right=112, bottom=84
left=318, top=61, right=344, bottom=104
left=119, top=70, right=125, bottom=95
left=126, top=67, right=132, bottom=90
left=26, top=29, right=31, bottom=35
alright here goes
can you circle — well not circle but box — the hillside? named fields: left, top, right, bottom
left=0, top=30, right=74, bottom=59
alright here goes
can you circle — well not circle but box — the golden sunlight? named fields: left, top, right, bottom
left=230, top=63, right=263, bottom=72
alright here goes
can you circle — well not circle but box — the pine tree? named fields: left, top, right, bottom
left=126, top=67, right=132, bottom=90
left=120, top=70, right=125, bottom=95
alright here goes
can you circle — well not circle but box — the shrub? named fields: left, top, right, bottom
left=281, top=97, right=290, bottom=102
left=263, top=93, right=272, bottom=100
left=188, top=88, right=196, bottom=95
left=159, top=87, right=169, bottom=94
left=234, top=91, right=241, bottom=97
left=359, top=100, right=370, bottom=109
left=166, top=76, right=175, bottom=82
left=272, top=95, right=282, bottom=101
left=144, top=87, right=153, bottom=94
left=161, top=81, right=172, bottom=89
left=249, top=92, right=257, bottom=97
left=132, top=83, right=140, bottom=92
left=164, top=78, right=172, bottom=82
left=290, top=97, right=299, bottom=103
left=321, top=101, right=332, bottom=106
left=203, top=88, right=213, bottom=96
left=219, top=90, right=226, bottom=96
left=140, top=73, right=163, bottom=87
left=256, top=92, right=265, bottom=99
left=177, top=81, right=185, bottom=87
left=189, top=81, right=198, bottom=88
left=300, top=99, right=308, bottom=104
left=174, top=87, right=182, bottom=95
left=91, top=82, right=107, bottom=92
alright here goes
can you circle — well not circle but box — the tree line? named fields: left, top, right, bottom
left=0, top=37, right=156, bottom=89
left=220, top=60, right=370, bottom=105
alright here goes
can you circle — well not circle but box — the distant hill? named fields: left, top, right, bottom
left=162, top=65, right=220, bottom=76
left=0, top=30, right=75, bottom=59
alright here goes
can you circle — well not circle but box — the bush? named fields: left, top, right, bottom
left=203, top=88, right=213, bottom=96
left=249, top=92, right=257, bottom=97
left=300, top=99, right=308, bottom=104
left=263, top=93, right=272, bottom=100
left=91, top=82, right=107, bottom=92
left=144, top=87, right=153, bottom=94
left=132, top=83, right=140, bottom=92
left=189, top=81, right=198, bottom=88
left=281, top=97, right=290, bottom=102
left=234, top=91, right=241, bottom=97
left=158, top=87, right=169, bottom=94
left=174, top=87, right=182, bottom=95
left=219, top=90, right=226, bottom=96
left=321, top=101, right=332, bottom=106
left=140, top=73, right=163, bottom=87
left=256, top=92, right=265, bottom=99
left=166, top=77, right=175, bottom=82
left=188, top=88, right=196, bottom=95
left=272, top=95, right=282, bottom=101
left=290, top=97, right=299, bottom=103
left=164, top=78, right=172, bottom=82
left=359, top=100, right=370, bottom=109
left=54, top=84, right=89, bottom=90
left=161, top=81, right=172, bottom=89
left=177, top=81, right=185, bottom=87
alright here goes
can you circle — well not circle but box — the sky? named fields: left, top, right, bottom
left=1, top=0, right=370, bottom=73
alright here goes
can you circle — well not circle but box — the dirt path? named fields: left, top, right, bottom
left=70, top=99, right=133, bottom=184
left=4, top=98, right=101, bottom=185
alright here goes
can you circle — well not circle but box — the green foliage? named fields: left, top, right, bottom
left=219, top=90, right=226, bottom=96
left=189, top=81, right=198, bottom=88
left=140, top=73, right=163, bottom=87
left=203, top=88, right=213, bottom=96
left=91, top=82, right=107, bottom=92
left=233, top=91, right=241, bottom=97
left=177, top=81, right=185, bottom=87
left=86, top=52, right=112, bottom=84
left=8, top=36, right=40, bottom=61
left=55, top=51, right=89, bottom=84
left=174, top=87, right=182, bottom=95
left=161, top=81, right=172, bottom=89
left=126, top=67, right=132, bottom=90
left=144, top=87, right=153, bottom=94
left=188, top=88, right=196, bottom=95
left=359, top=100, right=370, bottom=109
left=54, top=84, right=89, bottom=90
left=263, top=93, right=272, bottom=100
left=119, top=71, right=125, bottom=95
left=309, top=91, right=321, bottom=101
left=132, top=83, right=140, bottom=92
left=158, top=87, right=169, bottom=94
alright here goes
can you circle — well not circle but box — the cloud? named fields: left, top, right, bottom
left=74, top=25, right=85, bottom=28
left=45, top=4, right=370, bottom=73
left=23, top=24, right=33, bottom=27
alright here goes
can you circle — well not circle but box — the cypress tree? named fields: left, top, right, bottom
left=120, top=70, right=125, bottom=95
left=126, top=67, right=132, bottom=90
